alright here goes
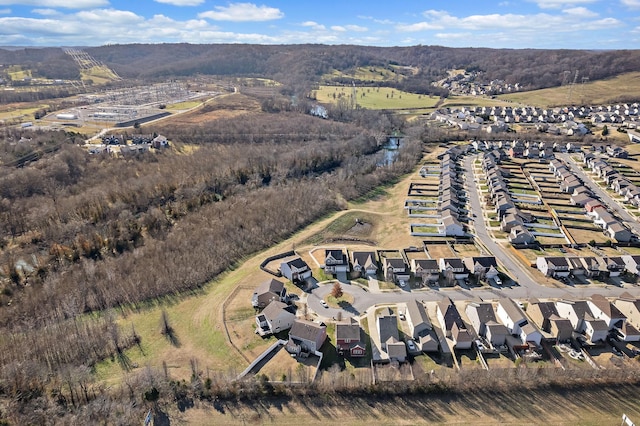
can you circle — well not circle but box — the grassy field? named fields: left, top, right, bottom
left=323, top=66, right=406, bottom=83
left=499, top=72, right=640, bottom=107
left=313, top=85, right=440, bottom=110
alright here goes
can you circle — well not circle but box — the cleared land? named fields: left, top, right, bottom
left=313, top=85, right=440, bottom=110
left=499, top=72, right=640, bottom=107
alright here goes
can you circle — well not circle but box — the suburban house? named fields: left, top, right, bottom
left=580, top=257, right=602, bottom=278
left=536, top=257, right=570, bottom=278
left=255, top=301, right=295, bottom=336
left=601, top=256, right=626, bottom=277
left=555, top=299, right=608, bottom=342
left=587, top=294, right=626, bottom=330
left=496, top=298, right=541, bottom=346
left=462, top=256, right=499, bottom=281
left=382, top=257, right=410, bottom=284
left=526, top=301, right=572, bottom=342
left=567, top=257, right=585, bottom=276
left=287, top=319, right=327, bottom=355
left=439, top=258, right=469, bottom=281
left=619, top=322, right=640, bottom=342
left=280, top=257, right=312, bottom=283
left=465, top=302, right=509, bottom=346
left=411, top=258, right=440, bottom=284
left=509, top=225, right=536, bottom=245
left=439, top=214, right=466, bottom=237
left=622, top=255, right=640, bottom=275
left=350, top=251, right=378, bottom=277
left=323, top=249, right=349, bottom=275
left=437, top=300, right=473, bottom=349
left=405, top=300, right=432, bottom=339
left=377, top=307, right=407, bottom=362
left=614, top=295, right=640, bottom=331
left=252, top=278, right=287, bottom=309
left=336, top=318, right=366, bottom=357
left=607, top=222, right=632, bottom=243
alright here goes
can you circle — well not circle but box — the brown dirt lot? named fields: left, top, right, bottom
left=258, top=348, right=319, bottom=382
left=426, top=244, right=455, bottom=259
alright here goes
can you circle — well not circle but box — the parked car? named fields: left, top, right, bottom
left=406, top=340, right=417, bottom=352
left=320, top=300, right=328, bottom=308
left=474, top=339, right=485, bottom=351
left=494, top=277, right=502, bottom=286
left=399, top=312, right=406, bottom=321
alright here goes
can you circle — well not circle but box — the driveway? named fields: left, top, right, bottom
left=304, top=154, right=640, bottom=321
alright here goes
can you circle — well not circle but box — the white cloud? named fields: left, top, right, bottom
left=435, top=32, right=473, bottom=40
left=562, top=6, right=598, bottom=17
left=0, top=7, right=9, bottom=13
left=398, top=9, right=622, bottom=33
left=32, top=8, right=60, bottom=16
left=621, top=0, right=640, bottom=8
left=154, top=0, right=204, bottom=5
left=529, top=0, right=596, bottom=9
left=76, top=8, right=143, bottom=24
left=301, top=21, right=325, bottom=30
left=344, top=24, right=367, bottom=32
left=0, top=0, right=108, bottom=7
left=198, top=3, right=283, bottom=22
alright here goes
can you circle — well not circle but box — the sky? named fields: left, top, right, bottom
left=0, top=0, right=638, bottom=48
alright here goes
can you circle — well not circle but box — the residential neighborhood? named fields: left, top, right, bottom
left=229, top=136, right=640, bottom=387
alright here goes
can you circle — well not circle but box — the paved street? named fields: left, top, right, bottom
left=307, top=153, right=640, bottom=320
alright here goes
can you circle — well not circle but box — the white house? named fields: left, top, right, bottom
left=255, top=301, right=295, bottom=336
left=496, top=298, right=529, bottom=335
left=280, top=257, right=312, bottom=283
left=536, top=257, right=570, bottom=278
left=587, top=294, right=626, bottom=330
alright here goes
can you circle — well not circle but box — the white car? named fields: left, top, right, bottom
left=320, top=300, right=328, bottom=308
left=494, top=277, right=502, bottom=286
left=406, top=340, right=417, bottom=352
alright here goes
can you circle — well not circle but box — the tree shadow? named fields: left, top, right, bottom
left=338, top=300, right=359, bottom=315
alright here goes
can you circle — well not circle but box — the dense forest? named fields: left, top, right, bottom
left=2, top=44, right=640, bottom=97
left=0, top=87, right=427, bottom=422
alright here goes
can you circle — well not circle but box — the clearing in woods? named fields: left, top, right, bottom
left=499, top=71, right=640, bottom=107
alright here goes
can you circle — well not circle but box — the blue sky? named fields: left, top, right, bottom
left=0, top=0, right=638, bottom=48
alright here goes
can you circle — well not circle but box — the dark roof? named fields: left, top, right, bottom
left=325, top=249, right=346, bottom=263
left=385, top=258, right=406, bottom=269
left=336, top=318, right=360, bottom=341
left=285, top=257, right=308, bottom=269
left=547, top=257, right=569, bottom=267
left=378, top=313, right=399, bottom=343
left=351, top=251, right=377, bottom=268
left=413, top=259, right=439, bottom=270
left=442, top=258, right=465, bottom=269
left=437, top=300, right=465, bottom=330
left=467, top=302, right=499, bottom=324
left=290, top=319, right=326, bottom=342
left=533, top=301, right=559, bottom=319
